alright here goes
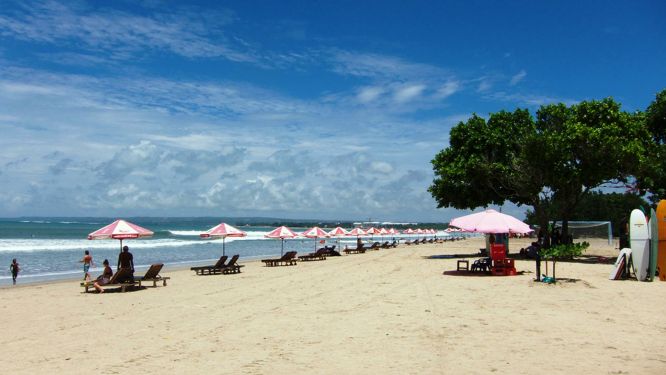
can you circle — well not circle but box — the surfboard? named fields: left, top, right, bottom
left=609, top=248, right=631, bottom=280
left=657, top=200, right=666, bottom=281
left=649, top=208, right=658, bottom=281
left=630, top=209, right=650, bottom=281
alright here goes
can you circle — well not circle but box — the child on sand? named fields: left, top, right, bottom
left=80, top=250, right=93, bottom=281
left=10, top=258, right=19, bottom=285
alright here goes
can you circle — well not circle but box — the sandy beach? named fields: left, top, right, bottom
left=1, top=237, right=665, bottom=374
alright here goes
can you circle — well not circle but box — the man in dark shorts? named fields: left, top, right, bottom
left=117, top=245, right=135, bottom=282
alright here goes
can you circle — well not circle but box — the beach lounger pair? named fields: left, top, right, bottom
left=81, top=264, right=170, bottom=293
left=343, top=245, right=366, bottom=254
left=298, top=248, right=329, bottom=261
left=262, top=251, right=298, bottom=267
left=190, top=255, right=244, bottom=275
left=380, top=240, right=398, bottom=249
left=367, top=242, right=381, bottom=250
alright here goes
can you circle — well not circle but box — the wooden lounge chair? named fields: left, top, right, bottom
left=221, top=254, right=244, bottom=274
left=81, top=268, right=137, bottom=293
left=262, top=251, right=298, bottom=267
left=343, top=244, right=366, bottom=254
left=381, top=241, right=391, bottom=249
left=367, top=242, right=381, bottom=250
left=191, top=255, right=228, bottom=275
left=135, top=263, right=170, bottom=287
left=321, top=245, right=340, bottom=256
left=390, top=240, right=398, bottom=248
left=299, top=248, right=328, bottom=261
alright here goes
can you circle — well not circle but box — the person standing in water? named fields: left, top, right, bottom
left=80, top=250, right=94, bottom=281
left=10, top=258, right=19, bottom=285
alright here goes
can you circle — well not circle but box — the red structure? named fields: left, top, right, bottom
left=490, top=244, right=517, bottom=276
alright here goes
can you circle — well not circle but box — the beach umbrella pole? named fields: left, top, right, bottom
left=281, top=238, right=284, bottom=257
left=222, top=237, right=226, bottom=257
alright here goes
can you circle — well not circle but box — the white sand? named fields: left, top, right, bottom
left=1, top=237, right=665, bottom=374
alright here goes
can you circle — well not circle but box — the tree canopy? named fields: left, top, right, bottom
left=430, top=95, right=658, bottom=243
left=638, top=89, right=666, bottom=203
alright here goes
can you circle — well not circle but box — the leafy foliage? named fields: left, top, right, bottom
left=540, top=242, right=589, bottom=260
left=638, top=89, right=666, bottom=203
left=430, top=97, right=656, bottom=243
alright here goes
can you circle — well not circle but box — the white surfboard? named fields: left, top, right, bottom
left=609, top=248, right=632, bottom=280
left=630, top=209, right=650, bottom=281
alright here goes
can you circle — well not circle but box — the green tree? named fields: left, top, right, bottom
left=531, top=99, right=650, bottom=239
left=430, top=98, right=652, bottom=244
left=638, top=89, right=666, bottom=203
left=429, top=109, right=553, bottom=241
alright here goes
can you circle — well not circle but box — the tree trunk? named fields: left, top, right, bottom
left=552, top=260, right=557, bottom=279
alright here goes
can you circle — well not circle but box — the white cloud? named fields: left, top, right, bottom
left=328, top=49, right=448, bottom=80
left=393, top=84, right=426, bottom=103
left=435, top=81, right=461, bottom=99
left=509, top=70, right=527, bottom=86
left=477, top=79, right=492, bottom=93
left=357, top=86, right=385, bottom=103
left=0, top=0, right=254, bottom=62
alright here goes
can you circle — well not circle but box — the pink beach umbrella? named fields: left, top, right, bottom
left=200, top=222, right=247, bottom=256
left=365, top=227, right=381, bottom=240
left=87, top=219, right=154, bottom=252
left=302, top=226, right=329, bottom=251
left=265, top=226, right=299, bottom=256
left=379, top=228, right=389, bottom=241
left=449, top=209, right=533, bottom=234
left=328, top=227, right=349, bottom=249
left=348, top=227, right=366, bottom=237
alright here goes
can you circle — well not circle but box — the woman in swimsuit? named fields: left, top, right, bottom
left=93, top=259, right=113, bottom=293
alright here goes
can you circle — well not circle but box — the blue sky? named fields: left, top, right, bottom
left=0, top=0, right=664, bottom=222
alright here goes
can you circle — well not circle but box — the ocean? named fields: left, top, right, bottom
left=0, top=218, right=447, bottom=286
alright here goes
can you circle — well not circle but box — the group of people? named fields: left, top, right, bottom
left=89, top=246, right=135, bottom=293
left=8, top=246, right=135, bottom=293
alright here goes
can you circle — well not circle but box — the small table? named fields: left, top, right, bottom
left=457, top=260, right=469, bottom=271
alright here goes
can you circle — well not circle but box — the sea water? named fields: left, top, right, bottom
left=0, top=218, right=439, bottom=286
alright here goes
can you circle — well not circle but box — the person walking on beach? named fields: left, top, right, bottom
left=10, top=258, right=19, bottom=285
left=117, top=245, right=134, bottom=282
left=80, top=250, right=94, bottom=281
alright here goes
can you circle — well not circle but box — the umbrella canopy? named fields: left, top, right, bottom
left=302, top=226, right=329, bottom=251
left=449, top=209, right=533, bottom=234
left=328, top=226, right=349, bottom=249
left=88, top=219, right=154, bottom=252
left=200, top=222, right=247, bottom=256
left=403, top=228, right=415, bottom=235
left=328, top=227, right=349, bottom=237
left=265, top=226, right=299, bottom=256
left=302, top=226, right=329, bottom=238
left=348, top=227, right=366, bottom=237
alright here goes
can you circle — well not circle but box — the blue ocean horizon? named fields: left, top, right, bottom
left=0, top=217, right=450, bottom=286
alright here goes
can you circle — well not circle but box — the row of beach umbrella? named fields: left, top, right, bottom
left=86, top=219, right=446, bottom=257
